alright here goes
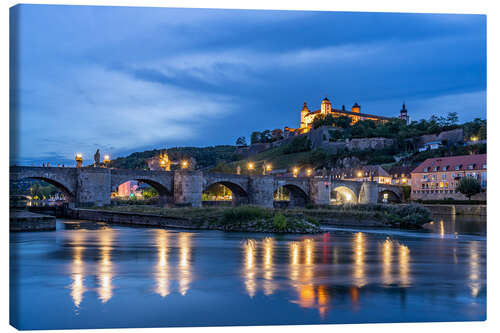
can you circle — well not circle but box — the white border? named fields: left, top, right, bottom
left=2, top=1, right=497, bottom=333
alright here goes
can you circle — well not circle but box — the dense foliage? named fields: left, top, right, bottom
left=311, top=112, right=482, bottom=143
left=456, top=177, right=482, bottom=199
left=109, top=145, right=237, bottom=170
left=283, top=136, right=311, bottom=154
left=10, top=179, right=61, bottom=199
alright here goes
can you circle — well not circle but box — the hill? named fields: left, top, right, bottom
left=109, top=145, right=238, bottom=170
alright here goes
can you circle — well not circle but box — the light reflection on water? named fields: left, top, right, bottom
left=70, top=230, right=86, bottom=309
left=10, top=218, right=486, bottom=329
left=97, top=229, right=114, bottom=303
left=155, top=229, right=170, bottom=298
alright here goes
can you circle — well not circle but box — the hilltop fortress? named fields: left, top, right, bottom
left=285, top=97, right=410, bottom=135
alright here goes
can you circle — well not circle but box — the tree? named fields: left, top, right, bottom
left=446, top=112, right=459, bottom=126
left=236, top=137, right=247, bottom=147
left=261, top=130, right=272, bottom=143
left=456, top=177, right=481, bottom=200
left=250, top=131, right=262, bottom=144
left=333, top=116, right=352, bottom=129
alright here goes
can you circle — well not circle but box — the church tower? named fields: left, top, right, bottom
left=300, top=102, right=309, bottom=129
left=320, top=97, right=332, bottom=114
left=399, top=103, right=409, bottom=124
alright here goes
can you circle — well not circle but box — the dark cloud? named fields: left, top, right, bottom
left=11, top=5, right=486, bottom=165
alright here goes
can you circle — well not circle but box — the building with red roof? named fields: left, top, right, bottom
left=411, top=154, right=486, bottom=200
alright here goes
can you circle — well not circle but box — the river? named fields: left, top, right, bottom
left=10, top=215, right=486, bottom=330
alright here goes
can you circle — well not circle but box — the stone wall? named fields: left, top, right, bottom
left=67, top=208, right=200, bottom=229
left=422, top=204, right=486, bottom=216
left=173, top=170, right=203, bottom=207
left=76, top=168, right=111, bottom=206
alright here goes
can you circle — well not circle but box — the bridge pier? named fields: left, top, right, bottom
left=310, top=179, right=331, bottom=206
left=75, top=168, right=111, bottom=207
left=358, top=181, right=379, bottom=204
left=174, top=170, right=203, bottom=207
left=248, top=176, right=274, bottom=208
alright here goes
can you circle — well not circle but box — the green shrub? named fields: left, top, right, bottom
left=220, top=206, right=270, bottom=225
left=273, top=212, right=287, bottom=230
left=283, top=136, right=311, bottom=154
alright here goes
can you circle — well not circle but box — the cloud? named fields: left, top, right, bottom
left=14, top=64, right=236, bottom=163
left=11, top=5, right=486, bottom=165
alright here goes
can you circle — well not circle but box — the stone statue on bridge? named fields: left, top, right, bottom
left=94, top=149, right=101, bottom=167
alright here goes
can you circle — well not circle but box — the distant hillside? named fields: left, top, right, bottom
left=210, top=136, right=487, bottom=175
left=109, top=145, right=238, bottom=170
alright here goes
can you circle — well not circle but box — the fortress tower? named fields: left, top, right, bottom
left=320, top=97, right=332, bottom=114
left=300, top=102, right=310, bottom=129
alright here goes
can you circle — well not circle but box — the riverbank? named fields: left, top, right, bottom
left=422, top=204, right=486, bottom=216
left=70, top=203, right=431, bottom=233
left=10, top=210, right=56, bottom=231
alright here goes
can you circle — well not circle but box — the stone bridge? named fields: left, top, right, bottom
left=10, top=166, right=403, bottom=207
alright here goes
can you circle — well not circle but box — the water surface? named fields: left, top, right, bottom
left=10, top=215, right=486, bottom=329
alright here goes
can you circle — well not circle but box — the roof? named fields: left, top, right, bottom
left=307, top=108, right=391, bottom=120
left=411, top=154, right=487, bottom=173
left=387, top=165, right=414, bottom=177
left=330, top=165, right=390, bottom=178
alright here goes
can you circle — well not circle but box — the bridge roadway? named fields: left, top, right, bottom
left=10, top=166, right=402, bottom=207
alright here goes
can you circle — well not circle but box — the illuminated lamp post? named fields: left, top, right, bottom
left=357, top=171, right=363, bottom=178
left=103, top=155, right=110, bottom=168
left=292, top=167, right=299, bottom=178
left=181, top=160, right=189, bottom=170
left=248, top=162, right=255, bottom=173
left=75, top=153, right=83, bottom=168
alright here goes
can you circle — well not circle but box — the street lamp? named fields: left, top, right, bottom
left=181, top=160, right=189, bottom=169
left=292, top=167, right=299, bottom=178
left=357, top=171, right=363, bottom=178
left=75, top=153, right=83, bottom=168
left=103, top=154, right=110, bottom=167
left=248, top=162, right=254, bottom=171
left=306, top=168, right=313, bottom=176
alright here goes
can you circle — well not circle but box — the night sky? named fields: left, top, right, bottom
left=10, top=5, right=486, bottom=166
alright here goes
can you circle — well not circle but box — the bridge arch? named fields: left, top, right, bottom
left=274, top=183, right=309, bottom=207
left=378, top=189, right=402, bottom=203
left=331, top=185, right=357, bottom=204
left=111, top=177, right=173, bottom=205
left=202, top=180, right=249, bottom=206
left=15, top=176, right=75, bottom=201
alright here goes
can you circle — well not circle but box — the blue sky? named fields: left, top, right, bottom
left=10, top=5, right=486, bottom=166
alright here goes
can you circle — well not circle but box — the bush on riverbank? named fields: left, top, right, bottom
left=296, top=203, right=431, bottom=228
left=218, top=206, right=320, bottom=233
left=90, top=203, right=430, bottom=230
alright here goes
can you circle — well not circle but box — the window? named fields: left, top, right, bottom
left=433, top=166, right=438, bottom=172
left=455, top=165, right=461, bottom=171
left=424, top=167, right=429, bottom=172
left=483, top=164, right=487, bottom=169
left=442, top=166, right=448, bottom=171
left=442, top=174, right=446, bottom=180
left=468, top=164, right=474, bottom=170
